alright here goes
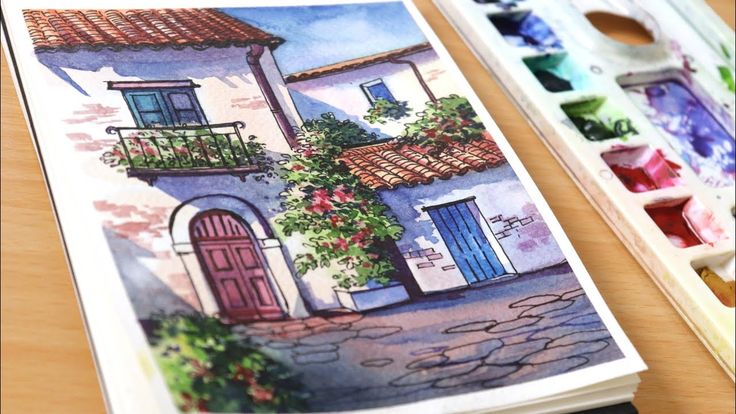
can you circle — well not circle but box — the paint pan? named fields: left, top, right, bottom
left=488, top=11, right=562, bottom=50
left=435, top=0, right=736, bottom=378
left=561, top=97, right=637, bottom=141
left=523, top=52, right=587, bottom=92
left=601, top=145, right=682, bottom=192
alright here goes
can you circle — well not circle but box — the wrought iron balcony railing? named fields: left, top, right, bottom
left=105, top=122, right=262, bottom=183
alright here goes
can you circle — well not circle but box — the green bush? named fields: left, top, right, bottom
left=276, top=115, right=404, bottom=289
left=363, top=98, right=412, bottom=125
left=399, top=95, right=485, bottom=154
left=149, top=313, right=307, bottom=412
left=301, top=112, right=379, bottom=147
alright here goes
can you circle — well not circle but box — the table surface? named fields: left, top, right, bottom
left=1, top=1, right=735, bottom=413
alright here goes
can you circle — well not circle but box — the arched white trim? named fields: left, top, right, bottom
left=170, top=194, right=273, bottom=245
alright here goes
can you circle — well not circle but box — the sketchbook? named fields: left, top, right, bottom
left=433, top=0, right=736, bottom=380
left=1, top=0, right=645, bottom=412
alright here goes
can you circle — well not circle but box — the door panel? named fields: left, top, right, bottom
left=427, top=200, right=505, bottom=284
left=191, top=210, right=283, bottom=322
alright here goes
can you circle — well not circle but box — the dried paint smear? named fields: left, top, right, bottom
left=624, top=79, right=735, bottom=188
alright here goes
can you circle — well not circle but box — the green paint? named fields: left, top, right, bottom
left=717, top=65, right=735, bottom=93
left=561, top=97, right=637, bottom=141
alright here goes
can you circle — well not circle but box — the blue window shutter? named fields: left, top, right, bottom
left=124, top=91, right=174, bottom=127
left=120, top=86, right=206, bottom=127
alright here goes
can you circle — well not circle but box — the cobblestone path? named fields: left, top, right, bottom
left=233, top=264, right=624, bottom=412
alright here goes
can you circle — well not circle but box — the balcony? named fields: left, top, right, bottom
left=105, top=122, right=262, bottom=184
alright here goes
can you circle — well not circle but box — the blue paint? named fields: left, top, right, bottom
left=427, top=201, right=504, bottom=283
left=222, top=3, right=427, bottom=74
left=490, top=12, right=562, bottom=50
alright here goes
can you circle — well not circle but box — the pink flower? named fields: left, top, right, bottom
left=333, top=238, right=349, bottom=252
left=249, top=384, right=274, bottom=404
left=313, top=189, right=329, bottom=200
left=290, top=164, right=305, bottom=171
left=302, top=148, right=315, bottom=157
left=333, top=188, right=354, bottom=203
left=308, top=198, right=333, bottom=214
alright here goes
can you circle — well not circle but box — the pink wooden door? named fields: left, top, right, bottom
left=191, top=210, right=282, bottom=322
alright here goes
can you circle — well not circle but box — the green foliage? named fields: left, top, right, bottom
left=300, top=112, right=379, bottom=147
left=276, top=115, right=404, bottom=289
left=102, top=128, right=275, bottom=180
left=718, top=65, right=735, bottom=93
left=150, top=313, right=307, bottom=412
left=398, top=95, right=485, bottom=154
left=363, top=98, right=412, bottom=125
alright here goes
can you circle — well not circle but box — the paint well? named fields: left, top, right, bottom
left=601, top=146, right=682, bottom=192
left=489, top=11, right=562, bottom=50
left=523, top=53, right=587, bottom=92
left=693, top=254, right=735, bottom=308
left=645, top=198, right=727, bottom=248
left=622, top=79, right=735, bottom=188
left=561, top=98, right=637, bottom=141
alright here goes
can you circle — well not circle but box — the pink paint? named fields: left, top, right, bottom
left=646, top=198, right=727, bottom=248
left=602, top=146, right=682, bottom=192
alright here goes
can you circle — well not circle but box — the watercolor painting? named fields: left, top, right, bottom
left=21, top=4, right=627, bottom=412
left=435, top=0, right=735, bottom=378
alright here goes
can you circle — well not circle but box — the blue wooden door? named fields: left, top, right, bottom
left=427, top=201, right=505, bottom=283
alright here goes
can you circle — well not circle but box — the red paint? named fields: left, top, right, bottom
left=602, top=146, right=683, bottom=193
left=609, top=164, right=657, bottom=192
left=646, top=201, right=703, bottom=248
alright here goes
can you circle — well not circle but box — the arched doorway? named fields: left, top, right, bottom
left=190, top=209, right=283, bottom=322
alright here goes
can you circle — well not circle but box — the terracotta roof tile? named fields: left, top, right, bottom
left=23, top=8, right=283, bottom=52
left=339, top=133, right=507, bottom=190
left=285, top=43, right=432, bottom=83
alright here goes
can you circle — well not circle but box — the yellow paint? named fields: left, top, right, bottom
left=699, top=267, right=736, bottom=308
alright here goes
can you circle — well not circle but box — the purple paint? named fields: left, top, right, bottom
left=625, top=79, right=735, bottom=187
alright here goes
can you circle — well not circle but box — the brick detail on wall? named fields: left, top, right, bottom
left=441, top=264, right=457, bottom=271
left=426, top=253, right=443, bottom=261
left=400, top=247, right=436, bottom=259
left=492, top=214, right=536, bottom=240
left=416, top=262, right=435, bottom=269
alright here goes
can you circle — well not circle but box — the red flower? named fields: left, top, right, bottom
left=249, top=384, right=274, bottom=404
left=330, top=215, right=342, bottom=227
left=313, top=189, right=329, bottom=200
left=332, top=188, right=354, bottom=203
left=302, top=148, right=315, bottom=157
left=333, top=238, right=349, bottom=252
left=290, top=164, right=305, bottom=171
left=308, top=198, right=334, bottom=214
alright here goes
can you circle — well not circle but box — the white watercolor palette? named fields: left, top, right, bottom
left=435, top=0, right=736, bottom=379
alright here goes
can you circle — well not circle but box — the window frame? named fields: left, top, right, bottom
left=360, top=78, right=397, bottom=105
left=108, top=80, right=207, bottom=128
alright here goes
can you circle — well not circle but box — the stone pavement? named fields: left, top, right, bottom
left=233, top=263, right=624, bottom=412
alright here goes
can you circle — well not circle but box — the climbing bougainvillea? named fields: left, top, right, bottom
left=276, top=114, right=404, bottom=289
left=399, top=94, right=485, bottom=154
left=150, top=313, right=307, bottom=412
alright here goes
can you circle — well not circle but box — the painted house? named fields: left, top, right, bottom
left=23, top=8, right=564, bottom=324
left=286, top=43, right=453, bottom=139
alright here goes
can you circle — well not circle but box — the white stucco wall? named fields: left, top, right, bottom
left=31, top=45, right=317, bottom=319
left=286, top=49, right=458, bottom=138
left=379, top=164, right=567, bottom=293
